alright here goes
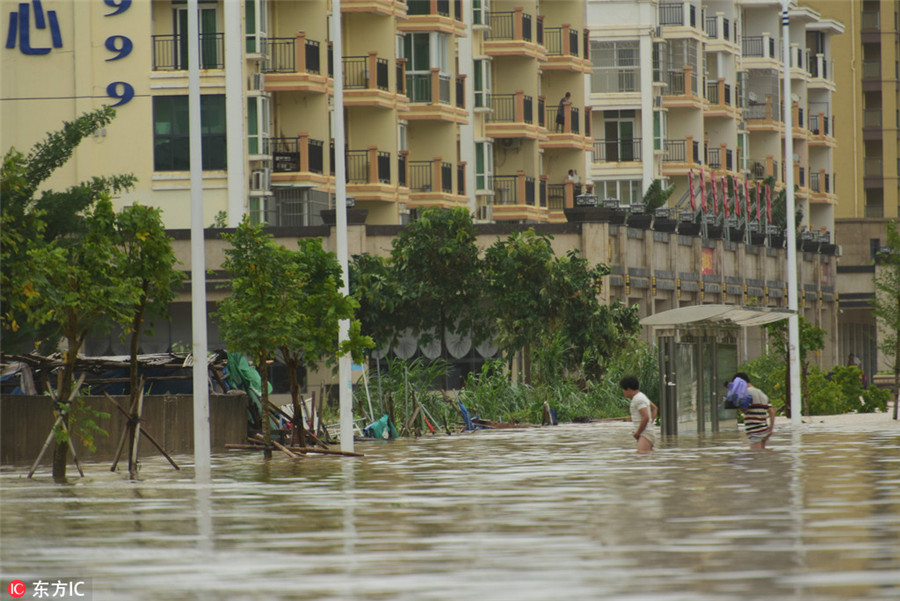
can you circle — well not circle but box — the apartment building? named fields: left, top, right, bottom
left=805, top=0, right=900, bottom=377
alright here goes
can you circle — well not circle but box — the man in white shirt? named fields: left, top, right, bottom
left=620, top=376, right=658, bottom=452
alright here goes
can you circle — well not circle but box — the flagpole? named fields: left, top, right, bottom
left=332, top=0, right=354, bottom=453
left=782, top=1, right=802, bottom=425
left=187, top=0, right=211, bottom=479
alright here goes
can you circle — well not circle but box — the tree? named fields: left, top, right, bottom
left=115, top=204, right=182, bottom=409
left=1, top=106, right=135, bottom=354
left=872, top=220, right=900, bottom=420
left=217, top=220, right=371, bottom=452
left=279, top=238, right=372, bottom=444
left=216, top=220, right=290, bottom=455
left=350, top=252, right=404, bottom=355
left=484, top=229, right=557, bottom=382
left=763, top=316, right=826, bottom=416
left=389, top=208, right=485, bottom=381
left=29, top=198, right=140, bottom=480
left=642, top=179, right=676, bottom=212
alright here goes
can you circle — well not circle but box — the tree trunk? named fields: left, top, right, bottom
left=129, top=300, right=146, bottom=409
left=52, top=338, right=81, bottom=482
left=284, top=352, right=307, bottom=447
left=258, top=352, right=272, bottom=459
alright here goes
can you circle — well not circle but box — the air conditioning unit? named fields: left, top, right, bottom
left=249, top=73, right=265, bottom=91
left=250, top=168, right=271, bottom=192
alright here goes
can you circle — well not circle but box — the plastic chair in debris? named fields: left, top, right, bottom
left=363, top=414, right=400, bottom=439
left=458, top=401, right=478, bottom=431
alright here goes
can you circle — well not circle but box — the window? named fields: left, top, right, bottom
left=590, top=41, right=639, bottom=93
left=597, top=179, right=641, bottom=205
left=653, top=110, right=667, bottom=152
left=153, top=95, right=227, bottom=171
left=473, top=0, right=490, bottom=26
left=473, top=58, right=491, bottom=108
left=175, top=6, right=219, bottom=69
left=402, top=32, right=452, bottom=102
left=604, top=110, right=636, bottom=161
left=475, top=140, right=493, bottom=191
left=247, top=96, right=270, bottom=156
left=245, top=0, right=268, bottom=54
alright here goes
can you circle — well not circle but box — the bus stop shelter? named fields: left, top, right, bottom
left=640, top=305, right=793, bottom=436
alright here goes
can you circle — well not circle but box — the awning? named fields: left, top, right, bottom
left=640, top=304, right=794, bottom=329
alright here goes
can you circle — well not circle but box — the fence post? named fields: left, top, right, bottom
left=430, top=68, right=440, bottom=105
left=368, top=146, right=378, bottom=184
left=683, top=65, right=693, bottom=96
left=367, top=51, right=378, bottom=89
left=565, top=180, right=574, bottom=208
left=686, top=135, right=695, bottom=164
left=514, top=7, right=524, bottom=40
left=298, top=132, right=310, bottom=172
left=563, top=100, right=572, bottom=133
left=765, top=154, right=774, bottom=178
left=562, top=24, right=571, bottom=55
left=296, top=32, right=307, bottom=74
left=432, top=157, right=443, bottom=192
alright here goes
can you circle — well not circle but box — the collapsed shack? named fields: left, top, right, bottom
left=0, top=352, right=249, bottom=466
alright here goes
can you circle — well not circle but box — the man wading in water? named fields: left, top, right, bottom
left=621, top=376, right=658, bottom=452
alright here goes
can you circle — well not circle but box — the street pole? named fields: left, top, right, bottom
left=187, top=0, right=211, bottom=478
left=782, top=1, right=803, bottom=426
left=332, top=0, right=354, bottom=453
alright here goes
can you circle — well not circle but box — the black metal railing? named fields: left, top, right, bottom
left=396, top=61, right=405, bottom=94
left=539, top=179, right=547, bottom=207
left=441, top=162, right=453, bottom=193
left=538, top=97, right=545, bottom=128
left=152, top=33, right=224, bottom=70
left=407, top=73, right=431, bottom=103
left=525, top=176, right=535, bottom=206
left=408, top=160, right=432, bottom=192
left=809, top=113, right=831, bottom=135
left=346, top=150, right=369, bottom=183
left=398, top=154, right=407, bottom=186
left=262, top=37, right=296, bottom=73
left=658, top=2, right=683, bottom=26
left=376, top=58, right=389, bottom=90
left=438, top=74, right=451, bottom=103
left=457, top=163, right=465, bottom=195
left=487, top=11, right=515, bottom=39
left=522, top=13, right=532, bottom=42
left=308, top=139, right=324, bottom=173
left=344, top=56, right=368, bottom=88
left=523, top=95, right=533, bottom=124
left=707, top=147, right=721, bottom=169
left=455, top=75, right=464, bottom=108
left=725, top=149, right=733, bottom=171
left=489, top=94, right=516, bottom=122
left=742, top=36, right=764, bottom=57
left=664, top=140, right=686, bottom=163
left=593, top=139, right=641, bottom=162
left=377, top=151, right=391, bottom=183
left=269, top=137, right=300, bottom=172
left=547, top=184, right=565, bottom=210
left=494, top=175, right=517, bottom=205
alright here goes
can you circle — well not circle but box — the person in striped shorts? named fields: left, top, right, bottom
left=732, top=372, right=776, bottom=450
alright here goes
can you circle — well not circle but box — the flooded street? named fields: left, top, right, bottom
left=2, top=417, right=899, bottom=601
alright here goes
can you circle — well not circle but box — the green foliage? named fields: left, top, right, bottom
left=642, top=179, right=676, bottom=212
left=55, top=396, right=111, bottom=453
left=358, top=357, right=450, bottom=430
left=871, top=220, right=900, bottom=418
left=1, top=107, right=137, bottom=354
left=350, top=252, right=401, bottom=353
left=739, top=352, right=787, bottom=411
left=212, top=211, right=228, bottom=228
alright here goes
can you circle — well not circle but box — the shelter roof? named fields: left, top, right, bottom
left=639, top=305, right=794, bottom=329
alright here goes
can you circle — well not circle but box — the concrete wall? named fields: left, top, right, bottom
left=1, top=393, right=248, bottom=466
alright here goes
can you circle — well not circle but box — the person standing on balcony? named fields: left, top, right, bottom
left=556, top=91, right=571, bottom=132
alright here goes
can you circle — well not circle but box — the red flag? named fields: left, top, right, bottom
left=744, top=179, right=751, bottom=219
left=700, top=168, right=707, bottom=213
left=766, top=184, right=772, bottom=223
left=755, top=181, right=761, bottom=221
left=734, top=177, right=741, bottom=218
left=712, top=172, right=719, bottom=216
left=689, top=169, right=696, bottom=212
left=722, top=175, right=729, bottom=218
left=733, top=176, right=740, bottom=214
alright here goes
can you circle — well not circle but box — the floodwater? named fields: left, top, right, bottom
left=2, top=417, right=899, bottom=601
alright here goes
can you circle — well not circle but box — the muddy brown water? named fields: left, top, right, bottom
left=2, top=417, right=899, bottom=600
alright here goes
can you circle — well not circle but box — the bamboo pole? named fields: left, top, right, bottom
left=129, top=381, right=146, bottom=478
left=105, top=392, right=180, bottom=470
left=27, top=374, right=86, bottom=478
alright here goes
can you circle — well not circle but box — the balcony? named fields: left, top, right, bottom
left=485, top=91, right=543, bottom=140
left=492, top=172, right=547, bottom=221
left=406, top=157, right=467, bottom=209
left=398, top=0, right=465, bottom=36
left=543, top=25, right=591, bottom=73
left=152, top=33, right=224, bottom=71
left=744, top=95, right=782, bottom=131
left=268, top=134, right=330, bottom=188
left=861, top=9, right=881, bottom=43
left=807, top=54, right=835, bottom=91
left=326, top=145, right=409, bottom=203
left=662, top=66, right=702, bottom=108
left=261, top=34, right=329, bottom=94
left=808, top=112, right=835, bottom=146
left=661, top=138, right=702, bottom=176
left=809, top=171, right=834, bottom=201
left=592, top=139, right=641, bottom=163
left=705, top=146, right=734, bottom=172
left=704, top=15, right=732, bottom=42
left=747, top=156, right=780, bottom=182
left=542, top=103, right=591, bottom=151
left=741, top=35, right=777, bottom=60
left=659, top=1, right=698, bottom=28
left=405, top=69, right=467, bottom=123
left=484, top=9, right=546, bottom=61
left=342, top=53, right=408, bottom=110
left=704, top=79, right=738, bottom=117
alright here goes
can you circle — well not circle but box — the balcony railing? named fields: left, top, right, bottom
left=544, top=26, right=580, bottom=57
left=486, top=10, right=541, bottom=43
left=456, top=75, right=465, bottom=108
left=593, top=139, right=641, bottom=162
left=742, top=35, right=776, bottom=59
left=663, top=139, right=701, bottom=164
left=407, top=70, right=452, bottom=105
left=705, top=81, right=732, bottom=105
left=865, top=157, right=883, bottom=177
left=659, top=2, right=695, bottom=26
left=488, top=92, right=533, bottom=123
left=863, top=108, right=882, bottom=128
left=343, top=56, right=390, bottom=90
left=546, top=105, right=581, bottom=134
left=457, top=163, right=465, bottom=195
left=152, top=33, right=224, bottom=70
left=494, top=175, right=518, bottom=205
left=748, top=157, right=779, bottom=180
left=408, top=160, right=433, bottom=192
left=809, top=171, right=832, bottom=194
left=266, top=136, right=325, bottom=174
left=861, top=10, right=880, bottom=30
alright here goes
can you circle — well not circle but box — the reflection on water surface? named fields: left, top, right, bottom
left=2, top=418, right=899, bottom=600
